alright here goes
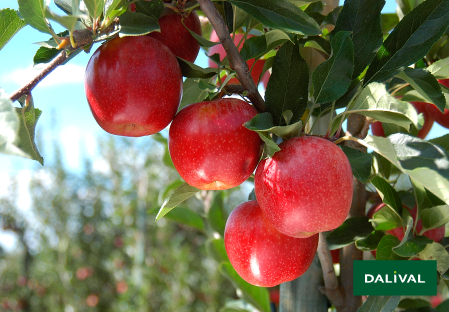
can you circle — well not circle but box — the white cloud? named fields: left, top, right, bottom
left=3, top=63, right=85, bottom=88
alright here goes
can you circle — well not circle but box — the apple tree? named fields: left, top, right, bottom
left=1, top=0, right=449, bottom=311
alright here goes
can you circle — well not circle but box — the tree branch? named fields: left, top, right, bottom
left=197, top=0, right=265, bottom=113
left=9, top=21, right=118, bottom=103
left=317, top=232, right=345, bottom=311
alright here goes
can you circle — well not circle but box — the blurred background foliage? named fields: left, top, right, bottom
left=0, top=133, right=252, bottom=311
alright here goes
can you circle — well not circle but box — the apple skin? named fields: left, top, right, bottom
left=208, top=30, right=270, bottom=85
left=85, top=36, right=182, bottom=137
left=371, top=102, right=434, bottom=139
left=330, top=249, right=340, bottom=264
left=425, top=79, right=449, bottom=129
left=169, top=98, right=263, bottom=190
left=224, top=200, right=319, bottom=287
left=255, top=136, right=353, bottom=238
left=149, top=12, right=202, bottom=63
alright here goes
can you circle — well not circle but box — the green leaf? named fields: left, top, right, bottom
left=207, top=192, right=227, bottom=236
left=14, top=97, right=44, bottom=165
left=104, top=0, right=126, bottom=19
left=355, top=230, right=385, bottom=251
left=326, top=217, right=374, bottom=250
left=372, top=206, right=403, bottom=231
left=427, top=57, right=449, bottom=79
left=135, top=0, right=163, bottom=20
left=219, top=263, right=271, bottom=312
left=33, top=46, right=60, bottom=65
left=0, top=90, right=28, bottom=159
left=416, top=242, right=449, bottom=275
left=364, top=0, right=449, bottom=85
left=155, top=182, right=200, bottom=221
left=340, top=146, right=373, bottom=183
left=18, top=0, right=51, bottom=34
left=397, top=68, right=446, bottom=111
left=420, top=205, right=449, bottom=232
left=265, top=41, right=309, bottom=125
left=219, top=300, right=259, bottom=312
left=84, top=0, right=105, bottom=19
left=177, top=57, right=218, bottom=79
left=371, top=176, right=403, bottom=216
left=164, top=207, right=205, bottom=232
left=227, top=0, right=321, bottom=35
left=206, top=238, right=229, bottom=263
left=312, top=31, right=354, bottom=104
left=0, top=9, right=27, bottom=51
left=258, top=132, right=281, bottom=158
left=240, top=30, right=291, bottom=61
left=381, top=13, right=399, bottom=35
left=356, top=134, right=449, bottom=205
left=357, top=296, right=401, bottom=312
left=430, top=134, right=449, bottom=155
left=376, top=235, right=408, bottom=260
left=333, top=0, right=384, bottom=78
left=119, top=12, right=160, bottom=37
left=45, top=9, right=79, bottom=32
left=54, top=0, right=73, bottom=15
left=393, top=236, right=433, bottom=257
left=436, top=299, right=449, bottom=312
left=180, top=78, right=213, bottom=110
left=244, top=112, right=303, bottom=140
left=398, top=299, right=431, bottom=310
left=152, top=133, right=174, bottom=169
left=396, top=0, right=424, bottom=18
left=331, top=83, right=419, bottom=134
left=181, top=18, right=218, bottom=48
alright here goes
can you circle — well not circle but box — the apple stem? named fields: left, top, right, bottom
left=197, top=0, right=266, bottom=113
left=317, top=233, right=345, bottom=310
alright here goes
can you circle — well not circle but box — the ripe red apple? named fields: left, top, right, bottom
left=169, top=98, right=262, bottom=190
left=371, top=102, right=434, bottom=139
left=255, top=136, right=353, bottom=238
left=85, top=36, right=182, bottom=137
left=425, top=79, right=449, bottom=129
left=149, top=11, right=202, bottom=63
left=224, top=200, right=319, bottom=287
left=330, top=249, right=340, bottom=264
left=208, top=30, right=270, bottom=85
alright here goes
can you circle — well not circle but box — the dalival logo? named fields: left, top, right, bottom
left=353, top=260, right=436, bottom=296
left=364, top=271, right=425, bottom=284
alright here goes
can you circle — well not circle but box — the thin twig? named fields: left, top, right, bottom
left=317, top=233, right=345, bottom=310
left=197, top=0, right=265, bottom=113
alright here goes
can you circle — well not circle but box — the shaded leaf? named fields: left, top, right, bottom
left=398, top=298, right=431, bottom=310
left=240, top=30, right=291, bottom=61
left=119, top=12, right=160, bottom=37
left=371, top=176, right=403, bottom=216
left=258, top=132, right=281, bottom=158
left=105, top=0, right=126, bottom=20
left=0, top=9, right=27, bottom=51
left=326, top=217, right=374, bottom=250
left=430, top=134, right=449, bottom=154
left=135, top=0, right=163, bottom=20
left=333, top=0, right=384, bottom=78
left=340, top=146, right=373, bottom=183
left=207, top=192, right=227, bottom=235
left=180, top=78, right=215, bottom=110
left=152, top=133, right=175, bottom=169
left=219, top=263, right=271, bottom=312
left=228, top=0, right=321, bottom=35
left=381, top=13, right=399, bottom=35
left=177, top=57, right=218, bottom=78
left=436, top=299, right=449, bottom=312
left=355, top=230, right=385, bottom=251
left=393, top=229, right=433, bottom=258
left=33, top=46, right=60, bottom=65
left=265, top=41, right=309, bottom=125
left=397, top=68, right=446, bottom=111
left=416, top=242, right=449, bottom=274
left=312, top=31, right=354, bottom=104
left=420, top=205, right=449, bottom=232
left=372, top=206, right=403, bottom=231
left=155, top=182, right=200, bottom=221
left=18, top=0, right=51, bottom=34
left=376, top=235, right=407, bottom=260
left=357, top=296, right=401, bottom=312
left=164, top=207, right=205, bottom=232
left=206, top=238, right=229, bottom=263
left=364, top=0, right=449, bottom=85
left=244, top=112, right=303, bottom=140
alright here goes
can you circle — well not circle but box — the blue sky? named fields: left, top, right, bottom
left=0, top=0, right=447, bottom=176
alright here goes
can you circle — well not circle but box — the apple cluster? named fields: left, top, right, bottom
left=83, top=11, right=355, bottom=288
left=371, top=79, right=449, bottom=138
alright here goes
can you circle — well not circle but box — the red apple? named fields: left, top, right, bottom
left=149, top=11, right=202, bottom=63
left=224, top=200, right=319, bottom=287
left=330, top=249, right=340, bottom=264
left=255, top=136, right=353, bottom=238
left=169, top=98, right=262, bottom=190
left=85, top=36, right=182, bottom=137
left=367, top=203, right=445, bottom=257
left=208, top=30, right=270, bottom=85
left=371, top=102, right=434, bottom=139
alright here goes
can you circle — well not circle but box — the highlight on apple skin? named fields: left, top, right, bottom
left=84, top=36, right=182, bottom=137
left=168, top=98, right=263, bottom=190
left=224, top=200, right=319, bottom=287
left=255, top=136, right=353, bottom=238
